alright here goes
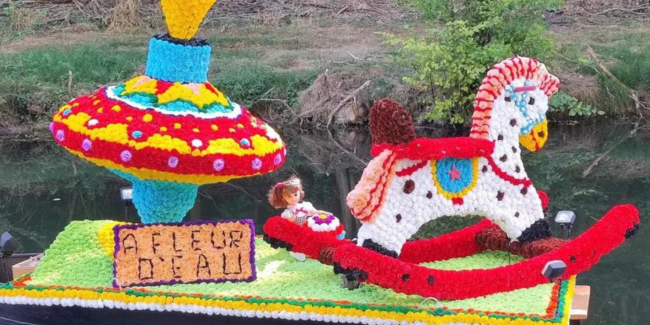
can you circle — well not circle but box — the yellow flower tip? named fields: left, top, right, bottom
left=72, top=102, right=80, bottom=107
left=193, top=128, right=200, bottom=133
left=97, top=107, right=104, bottom=113
left=237, top=123, right=244, bottom=129
left=111, top=105, right=122, bottom=112
left=93, top=100, right=101, bottom=106
left=174, top=123, right=182, bottom=129
left=229, top=128, right=235, bottom=133
left=143, top=114, right=153, bottom=123
left=160, top=127, right=168, bottom=132
left=126, top=116, right=133, bottom=122
left=211, top=125, right=218, bottom=131
left=160, top=0, right=219, bottom=40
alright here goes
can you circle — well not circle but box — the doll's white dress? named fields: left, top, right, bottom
left=280, top=201, right=316, bottom=262
left=281, top=201, right=316, bottom=225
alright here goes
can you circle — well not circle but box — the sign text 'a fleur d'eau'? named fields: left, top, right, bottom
left=112, top=220, right=255, bottom=287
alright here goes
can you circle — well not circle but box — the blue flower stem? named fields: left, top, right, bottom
left=113, top=171, right=198, bottom=224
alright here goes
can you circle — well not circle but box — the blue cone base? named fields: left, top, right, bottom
left=144, top=36, right=211, bottom=84
left=113, top=171, right=198, bottom=224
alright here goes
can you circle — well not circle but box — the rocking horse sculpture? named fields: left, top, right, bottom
left=263, top=57, right=640, bottom=299
left=347, top=57, right=557, bottom=257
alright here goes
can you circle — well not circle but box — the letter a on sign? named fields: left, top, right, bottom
left=112, top=220, right=256, bottom=288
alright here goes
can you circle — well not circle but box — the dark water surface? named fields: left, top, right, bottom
left=0, top=122, right=648, bottom=325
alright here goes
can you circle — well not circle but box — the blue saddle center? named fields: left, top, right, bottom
left=435, top=158, right=475, bottom=194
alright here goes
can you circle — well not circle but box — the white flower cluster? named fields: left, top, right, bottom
left=307, top=215, right=341, bottom=232
left=0, top=295, right=483, bottom=325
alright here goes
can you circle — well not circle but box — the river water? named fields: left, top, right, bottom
left=0, top=122, right=648, bottom=325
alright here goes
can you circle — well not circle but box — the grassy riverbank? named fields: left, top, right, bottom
left=0, top=0, right=648, bottom=133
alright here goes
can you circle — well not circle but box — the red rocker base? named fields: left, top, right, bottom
left=263, top=204, right=639, bottom=300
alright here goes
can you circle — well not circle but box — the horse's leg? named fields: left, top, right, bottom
left=476, top=182, right=550, bottom=242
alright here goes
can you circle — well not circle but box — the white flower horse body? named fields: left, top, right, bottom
left=347, top=57, right=560, bottom=256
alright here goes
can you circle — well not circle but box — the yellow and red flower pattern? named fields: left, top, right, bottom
left=0, top=274, right=575, bottom=325
left=51, top=84, right=285, bottom=185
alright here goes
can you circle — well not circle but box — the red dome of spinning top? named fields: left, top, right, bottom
left=50, top=79, right=286, bottom=185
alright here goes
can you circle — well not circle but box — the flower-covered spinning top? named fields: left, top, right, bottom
left=50, top=0, right=286, bottom=224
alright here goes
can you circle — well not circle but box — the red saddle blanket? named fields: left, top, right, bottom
left=371, top=137, right=495, bottom=160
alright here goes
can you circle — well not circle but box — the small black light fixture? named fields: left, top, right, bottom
left=120, top=187, right=133, bottom=206
left=0, top=232, right=21, bottom=258
left=542, top=260, right=567, bottom=283
left=1, top=232, right=21, bottom=283
left=120, top=187, right=134, bottom=221
left=555, top=210, right=576, bottom=239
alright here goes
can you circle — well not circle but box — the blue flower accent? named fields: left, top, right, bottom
left=505, top=80, right=544, bottom=135
left=132, top=131, right=143, bottom=139
left=204, top=102, right=234, bottom=114
left=144, top=37, right=211, bottom=84
left=435, top=158, right=474, bottom=194
left=159, top=100, right=200, bottom=113
left=63, top=109, right=72, bottom=116
left=112, top=170, right=198, bottom=224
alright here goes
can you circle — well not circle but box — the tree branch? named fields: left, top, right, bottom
left=326, top=80, right=371, bottom=128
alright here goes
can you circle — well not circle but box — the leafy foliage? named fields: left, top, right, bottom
left=214, top=65, right=317, bottom=107
left=385, top=0, right=562, bottom=123
left=550, top=91, right=604, bottom=117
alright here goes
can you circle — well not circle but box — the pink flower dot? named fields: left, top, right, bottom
left=213, top=159, right=225, bottom=172
left=82, top=139, right=92, bottom=152
left=120, top=150, right=132, bottom=163
left=252, top=158, right=262, bottom=170
left=168, top=156, right=179, bottom=168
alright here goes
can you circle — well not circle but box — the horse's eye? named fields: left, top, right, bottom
left=505, top=96, right=512, bottom=102
left=528, top=97, right=535, bottom=105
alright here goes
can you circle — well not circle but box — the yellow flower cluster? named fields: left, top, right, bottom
left=122, top=76, right=231, bottom=109
left=159, top=83, right=229, bottom=108
left=519, top=119, right=548, bottom=152
left=122, top=77, right=157, bottom=95
left=57, top=110, right=282, bottom=158
left=160, top=0, right=218, bottom=40
left=97, top=221, right=127, bottom=259
left=67, top=149, right=242, bottom=185
left=0, top=277, right=575, bottom=325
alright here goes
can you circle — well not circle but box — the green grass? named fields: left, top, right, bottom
left=213, top=66, right=317, bottom=107
left=27, top=220, right=562, bottom=315
left=0, top=43, right=145, bottom=125
left=554, top=27, right=650, bottom=116
left=592, top=32, right=650, bottom=91
left=0, top=36, right=318, bottom=126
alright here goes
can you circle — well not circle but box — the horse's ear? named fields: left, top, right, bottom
left=369, top=99, right=416, bottom=145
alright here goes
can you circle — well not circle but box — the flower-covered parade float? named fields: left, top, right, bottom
left=0, top=0, right=640, bottom=324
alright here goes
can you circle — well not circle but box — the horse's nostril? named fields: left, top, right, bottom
left=538, top=131, right=545, bottom=138
left=396, top=214, right=402, bottom=223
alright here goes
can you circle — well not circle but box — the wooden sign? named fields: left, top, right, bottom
left=112, top=220, right=256, bottom=288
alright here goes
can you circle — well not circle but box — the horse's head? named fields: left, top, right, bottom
left=470, top=57, right=560, bottom=152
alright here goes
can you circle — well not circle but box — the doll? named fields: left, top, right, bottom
left=269, top=176, right=346, bottom=261
left=268, top=177, right=318, bottom=226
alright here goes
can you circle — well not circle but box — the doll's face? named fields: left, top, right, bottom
left=283, top=190, right=301, bottom=206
